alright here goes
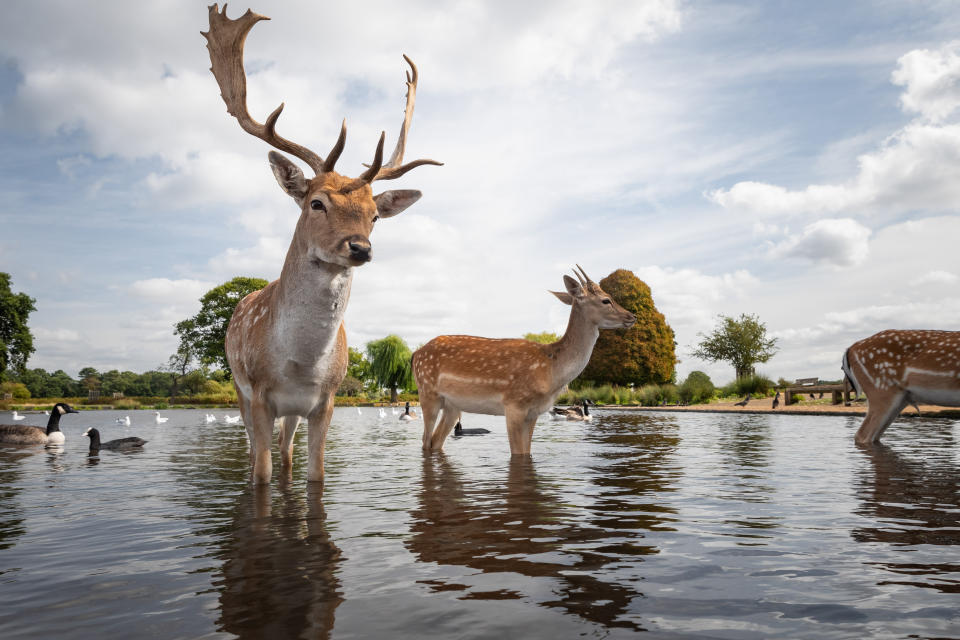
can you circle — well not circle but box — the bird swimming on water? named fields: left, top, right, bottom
left=399, top=402, right=419, bottom=422
left=83, top=427, right=147, bottom=454
left=551, top=399, right=592, bottom=421
left=454, top=421, right=490, bottom=436
left=0, top=402, right=79, bottom=446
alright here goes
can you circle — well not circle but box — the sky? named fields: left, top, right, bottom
left=2, top=0, right=960, bottom=385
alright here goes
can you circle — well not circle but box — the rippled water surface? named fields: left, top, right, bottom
left=0, top=408, right=958, bottom=639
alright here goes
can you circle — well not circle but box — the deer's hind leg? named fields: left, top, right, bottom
left=278, top=415, right=301, bottom=471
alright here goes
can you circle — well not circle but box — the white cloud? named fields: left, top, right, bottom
left=892, top=41, right=960, bottom=122
left=709, top=42, right=960, bottom=222
left=910, top=269, right=959, bottom=286
left=127, top=278, right=213, bottom=304
left=768, top=218, right=871, bottom=267
left=32, top=327, right=81, bottom=343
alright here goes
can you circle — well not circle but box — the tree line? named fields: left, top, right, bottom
left=1, top=269, right=781, bottom=404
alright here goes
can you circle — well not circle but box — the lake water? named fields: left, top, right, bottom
left=0, top=408, right=958, bottom=639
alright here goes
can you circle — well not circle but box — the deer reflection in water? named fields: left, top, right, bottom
left=853, top=423, right=960, bottom=594
left=216, top=484, right=343, bottom=638
left=408, top=455, right=658, bottom=631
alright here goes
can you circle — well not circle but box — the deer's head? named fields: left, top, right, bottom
left=203, top=5, right=441, bottom=268
left=551, top=266, right=636, bottom=330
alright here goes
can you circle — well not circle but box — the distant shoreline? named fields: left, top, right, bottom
left=601, top=400, right=960, bottom=419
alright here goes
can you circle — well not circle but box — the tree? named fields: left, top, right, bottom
left=366, top=335, right=414, bottom=403
left=691, top=313, right=779, bottom=379
left=579, top=269, right=676, bottom=386
left=0, top=273, right=36, bottom=378
left=173, top=276, right=269, bottom=374
left=523, top=331, right=560, bottom=344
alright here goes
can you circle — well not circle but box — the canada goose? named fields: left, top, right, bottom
left=551, top=399, right=592, bottom=421
left=399, top=402, right=419, bottom=422
left=11, top=410, right=25, bottom=421
left=83, top=428, right=147, bottom=454
left=772, top=391, right=781, bottom=409
left=734, top=394, right=751, bottom=407
left=0, top=403, right=78, bottom=445
left=454, top=421, right=490, bottom=436
left=154, top=412, right=169, bottom=424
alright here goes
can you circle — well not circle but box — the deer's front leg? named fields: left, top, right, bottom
left=428, top=407, right=461, bottom=452
left=855, top=391, right=907, bottom=445
left=306, top=395, right=335, bottom=483
left=249, top=398, right=276, bottom=484
left=505, top=405, right=538, bottom=456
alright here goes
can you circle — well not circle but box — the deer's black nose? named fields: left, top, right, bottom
left=347, top=237, right=372, bottom=262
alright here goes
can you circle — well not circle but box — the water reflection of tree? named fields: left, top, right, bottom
left=215, top=485, right=343, bottom=639
left=853, top=423, right=960, bottom=594
left=0, top=449, right=36, bottom=550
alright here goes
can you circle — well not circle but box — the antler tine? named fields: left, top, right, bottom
left=372, top=54, right=443, bottom=181
left=575, top=264, right=594, bottom=284
left=572, top=267, right=587, bottom=287
left=322, top=119, right=348, bottom=173
left=203, top=4, right=326, bottom=174
left=343, top=132, right=386, bottom=191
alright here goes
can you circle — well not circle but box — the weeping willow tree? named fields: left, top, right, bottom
left=366, top=335, right=415, bottom=403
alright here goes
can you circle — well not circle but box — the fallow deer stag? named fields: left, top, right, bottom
left=202, top=5, right=441, bottom=484
left=413, top=267, right=636, bottom=455
left=842, top=329, right=960, bottom=444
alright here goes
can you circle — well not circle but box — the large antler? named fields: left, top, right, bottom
left=371, top=55, right=444, bottom=182
left=202, top=4, right=329, bottom=174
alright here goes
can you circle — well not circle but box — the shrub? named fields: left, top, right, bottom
left=721, top=374, right=774, bottom=398
left=679, top=371, right=715, bottom=404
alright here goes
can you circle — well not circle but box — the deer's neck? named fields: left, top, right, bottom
left=272, top=240, right=353, bottom=354
left=550, top=306, right=599, bottom=389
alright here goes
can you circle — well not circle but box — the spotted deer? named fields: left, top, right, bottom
left=842, top=329, right=960, bottom=444
left=413, top=267, right=636, bottom=455
left=203, top=5, right=440, bottom=484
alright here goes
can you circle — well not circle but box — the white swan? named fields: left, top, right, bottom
left=378, top=408, right=386, bottom=419
left=154, top=411, right=169, bottom=424
left=356, top=407, right=362, bottom=415
left=391, top=407, right=399, bottom=416
left=224, top=414, right=242, bottom=424
left=11, top=411, right=25, bottom=421
left=205, top=413, right=216, bottom=423
left=116, top=416, right=131, bottom=426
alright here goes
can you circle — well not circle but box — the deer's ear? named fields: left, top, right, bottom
left=562, top=275, right=584, bottom=298
left=268, top=151, right=308, bottom=203
left=551, top=290, right=574, bottom=305
left=374, top=190, right=422, bottom=218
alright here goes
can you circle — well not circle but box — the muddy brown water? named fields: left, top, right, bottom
left=0, top=408, right=957, bottom=639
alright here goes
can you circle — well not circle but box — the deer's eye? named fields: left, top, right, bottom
left=372, top=214, right=380, bottom=223
left=310, top=199, right=326, bottom=213
left=602, top=299, right=612, bottom=305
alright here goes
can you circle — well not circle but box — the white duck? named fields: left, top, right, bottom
left=154, top=412, right=169, bottom=424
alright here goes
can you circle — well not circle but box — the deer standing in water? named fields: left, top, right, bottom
left=203, top=5, right=440, bottom=484
left=413, top=267, right=635, bottom=455
left=842, top=329, right=960, bottom=444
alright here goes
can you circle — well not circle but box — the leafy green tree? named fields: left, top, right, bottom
left=579, top=269, right=676, bottom=386
left=366, top=335, right=414, bottom=403
left=523, top=331, right=561, bottom=344
left=691, top=313, right=779, bottom=379
left=0, top=273, right=36, bottom=378
left=174, top=276, right=268, bottom=374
